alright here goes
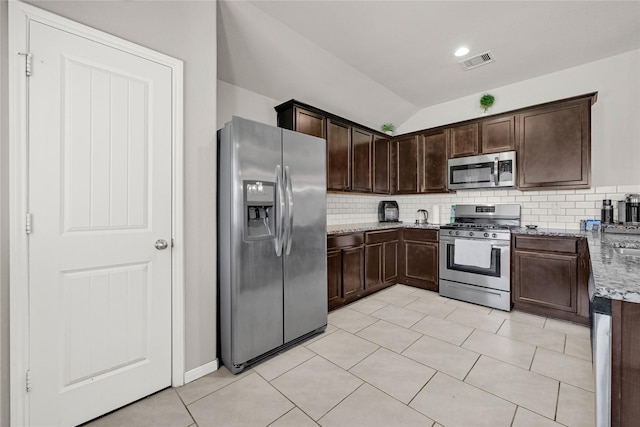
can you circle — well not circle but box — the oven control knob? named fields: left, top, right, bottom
left=469, top=232, right=474, bottom=236
left=449, top=231, right=453, bottom=235
left=455, top=231, right=460, bottom=236
left=492, top=233, right=497, bottom=238
left=484, top=232, right=489, bottom=237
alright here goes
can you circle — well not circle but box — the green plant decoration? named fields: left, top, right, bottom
left=381, top=123, right=395, bottom=133
left=480, top=93, right=495, bottom=112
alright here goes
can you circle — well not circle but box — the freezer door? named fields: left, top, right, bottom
left=228, top=116, right=284, bottom=366
left=282, top=129, right=328, bottom=343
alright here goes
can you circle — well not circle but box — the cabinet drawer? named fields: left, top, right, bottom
left=365, top=229, right=399, bottom=244
left=328, top=232, right=364, bottom=249
left=403, top=228, right=438, bottom=242
left=514, top=235, right=577, bottom=254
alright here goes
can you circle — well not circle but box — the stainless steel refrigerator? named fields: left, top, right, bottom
left=218, top=116, right=327, bottom=374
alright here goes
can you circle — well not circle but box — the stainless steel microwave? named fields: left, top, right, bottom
left=448, top=151, right=516, bottom=190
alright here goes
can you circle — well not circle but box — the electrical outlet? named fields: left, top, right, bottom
left=551, top=203, right=561, bottom=215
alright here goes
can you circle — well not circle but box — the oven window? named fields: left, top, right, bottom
left=446, top=243, right=501, bottom=277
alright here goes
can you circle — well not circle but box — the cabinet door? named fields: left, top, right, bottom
left=517, top=99, right=591, bottom=190
left=342, top=246, right=364, bottom=299
left=365, top=243, right=383, bottom=290
left=352, top=128, right=373, bottom=192
left=295, top=107, right=325, bottom=139
left=449, top=123, right=479, bottom=158
left=383, top=240, right=398, bottom=283
left=373, top=136, right=390, bottom=194
left=394, top=135, right=419, bottom=194
left=327, top=119, right=351, bottom=190
left=327, top=249, right=343, bottom=310
left=481, top=115, right=514, bottom=153
left=403, top=241, right=438, bottom=291
left=421, top=130, right=448, bottom=193
left=513, top=251, right=577, bottom=313
left=611, top=299, right=640, bottom=426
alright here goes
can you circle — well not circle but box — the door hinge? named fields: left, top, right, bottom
left=26, top=370, right=32, bottom=392
left=17, top=52, right=32, bottom=77
left=171, top=238, right=174, bottom=248
left=25, top=213, right=33, bottom=234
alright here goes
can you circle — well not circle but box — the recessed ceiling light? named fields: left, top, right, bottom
left=455, top=47, right=470, bottom=57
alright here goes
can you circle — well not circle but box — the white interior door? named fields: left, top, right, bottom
left=27, top=19, right=173, bottom=426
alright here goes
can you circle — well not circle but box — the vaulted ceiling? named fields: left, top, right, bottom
left=218, top=1, right=640, bottom=130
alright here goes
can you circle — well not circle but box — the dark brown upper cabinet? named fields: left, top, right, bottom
left=351, top=128, right=373, bottom=193
left=392, top=135, right=420, bottom=194
left=420, top=129, right=448, bottom=193
left=373, top=136, right=390, bottom=194
left=276, top=93, right=595, bottom=194
left=481, top=115, right=515, bottom=153
left=275, top=100, right=389, bottom=194
left=327, top=119, right=351, bottom=191
left=517, top=96, right=593, bottom=190
left=449, top=123, right=480, bottom=158
left=276, top=104, right=325, bottom=139
left=294, top=107, right=325, bottom=139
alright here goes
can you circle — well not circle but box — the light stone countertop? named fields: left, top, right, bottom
left=327, top=222, right=440, bottom=235
left=328, top=222, right=640, bottom=304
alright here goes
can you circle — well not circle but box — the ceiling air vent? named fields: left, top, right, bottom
left=458, top=51, right=495, bottom=70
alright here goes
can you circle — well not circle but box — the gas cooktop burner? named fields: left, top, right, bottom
left=438, top=204, right=521, bottom=241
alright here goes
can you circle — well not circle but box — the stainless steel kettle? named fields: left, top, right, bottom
left=416, top=209, right=429, bottom=224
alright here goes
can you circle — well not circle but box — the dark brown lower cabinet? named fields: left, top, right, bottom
left=612, top=299, right=640, bottom=426
left=327, top=249, right=343, bottom=310
left=327, top=233, right=364, bottom=311
left=512, top=234, right=589, bottom=324
left=400, top=228, right=439, bottom=291
left=364, top=230, right=399, bottom=292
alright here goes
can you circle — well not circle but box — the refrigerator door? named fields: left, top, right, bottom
left=282, top=128, right=328, bottom=343
left=226, top=116, right=285, bottom=367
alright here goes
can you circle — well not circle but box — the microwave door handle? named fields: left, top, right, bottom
left=493, top=157, right=499, bottom=186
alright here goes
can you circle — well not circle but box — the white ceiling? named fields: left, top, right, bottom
left=218, top=1, right=640, bottom=130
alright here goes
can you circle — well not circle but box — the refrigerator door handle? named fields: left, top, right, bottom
left=285, top=165, right=294, bottom=255
left=275, top=165, right=285, bottom=257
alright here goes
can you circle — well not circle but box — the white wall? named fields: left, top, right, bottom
left=399, top=50, right=640, bottom=188
left=217, top=80, right=279, bottom=128
left=0, top=1, right=8, bottom=424
left=4, top=0, right=218, bottom=388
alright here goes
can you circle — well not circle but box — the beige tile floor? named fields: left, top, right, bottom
left=84, top=285, right=595, bottom=427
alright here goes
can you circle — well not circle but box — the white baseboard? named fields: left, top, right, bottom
left=184, top=359, right=219, bottom=384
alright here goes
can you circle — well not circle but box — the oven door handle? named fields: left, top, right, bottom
left=440, top=238, right=509, bottom=249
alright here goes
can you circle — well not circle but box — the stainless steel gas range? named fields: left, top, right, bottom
left=439, top=204, right=521, bottom=311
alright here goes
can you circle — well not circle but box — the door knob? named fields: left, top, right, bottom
left=155, top=239, right=169, bottom=250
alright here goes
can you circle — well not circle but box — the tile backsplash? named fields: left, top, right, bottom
left=327, top=184, right=640, bottom=230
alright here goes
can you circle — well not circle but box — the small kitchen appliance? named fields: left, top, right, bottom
left=415, top=209, right=428, bottom=224
left=439, top=203, right=521, bottom=311
left=625, top=194, right=640, bottom=224
left=601, top=199, right=613, bottom=224
left=618, top=194, right=640, bottom=224
left=378, top=200, right=399, bottom=222
left=447, top=151, right=516, bottom=190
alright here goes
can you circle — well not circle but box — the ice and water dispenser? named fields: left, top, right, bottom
left=243, top=180, right=275, bottom=240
